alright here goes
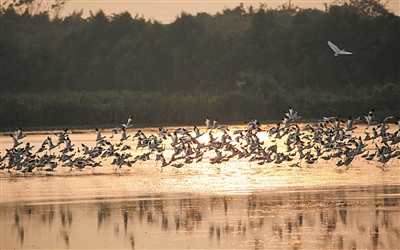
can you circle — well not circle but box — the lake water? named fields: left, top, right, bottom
left=1, top=125, right=399, bottom=249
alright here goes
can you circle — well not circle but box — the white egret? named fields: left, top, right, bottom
left=327, top=41, right=354, bottom=60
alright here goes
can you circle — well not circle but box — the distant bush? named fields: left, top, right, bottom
left=1, top=87, right=398, bottom=131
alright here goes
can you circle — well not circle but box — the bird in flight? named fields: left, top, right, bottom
left=122, top=115, right=134, bottom=129
left=327, top=41, right=354, bottom=61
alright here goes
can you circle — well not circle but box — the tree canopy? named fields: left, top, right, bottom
left=1, top=0, right=399, bottom=129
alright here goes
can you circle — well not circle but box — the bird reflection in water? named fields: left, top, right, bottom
left=339, top=209, right=347, bottom=226
left=60, top=205, right=72, bottom=228
left=129, top=233, right=135, bottom=249
left=123, top=210, right=128, bottom=232
left=98, top=202, right=111, bottom=230
left=161, top=211, right=168, bottom=231
left=2, top=188, right=399, bottom=249
left=59, top=229, right=69, bottom=247
left=18, top=226, right=24, bottom=245
left=371, top=224, right=380, bottom=249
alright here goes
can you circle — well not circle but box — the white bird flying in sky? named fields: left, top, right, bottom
left=327, top=41, right=354, bottom=61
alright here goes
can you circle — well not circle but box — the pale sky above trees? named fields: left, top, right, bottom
left=60, top=0, right=399, bottom=23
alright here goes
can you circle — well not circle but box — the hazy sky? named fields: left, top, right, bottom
left=60, top=0, right=399, bottom=23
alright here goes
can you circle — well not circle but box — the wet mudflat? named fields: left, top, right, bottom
left=1, top=126, right=399, bottom=249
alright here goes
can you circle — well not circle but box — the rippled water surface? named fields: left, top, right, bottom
left=1, top=126, right=399, bottom=249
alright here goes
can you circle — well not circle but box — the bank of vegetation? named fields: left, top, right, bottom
left=1, top=0, right=399, bottom=130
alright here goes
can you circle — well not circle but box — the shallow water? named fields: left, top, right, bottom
left=1, top=126, right=400, bottom=249
left=2, top=187, right=400, bottom=249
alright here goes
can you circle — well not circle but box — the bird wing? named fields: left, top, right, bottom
left=327, top=41, right=341, bottom=53
left=383, top=116, right=395, bottom=122
left=339, top=51, right=353, bottom=55
left=205, top=118, right=212, bottom=128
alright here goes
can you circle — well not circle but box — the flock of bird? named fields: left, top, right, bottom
left=1, top=107, right=400, bottom=175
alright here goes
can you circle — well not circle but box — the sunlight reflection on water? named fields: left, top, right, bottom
left=1, top=127, right=400, bottom=249
left=1, top=187, right=399, bottom=249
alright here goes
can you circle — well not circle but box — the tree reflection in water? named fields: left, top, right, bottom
left=1, top=186, right=399, bottom=249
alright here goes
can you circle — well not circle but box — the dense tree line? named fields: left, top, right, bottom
left=0, top=0, right=399, bottom=130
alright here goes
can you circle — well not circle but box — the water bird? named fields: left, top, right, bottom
left=284, top=106, right=302, bottom=121
left=55, top=128, right=68, bottom=143
left=44, top=161, right=58, bottom=173
left=109, top=127, right=121, bottom=138
left=158, top=127, right=170, bottom=139
left=247, top=118, right=262, bottom=132
left=175, top=127, right=190, bottom=135
left=205, top=117, right=212, bottom=130
left=95, top=128, right=106, bottom=142
left=133, top=130, right=146, bottom=139
left=268, top=123, right=281, bottom=135
left=212, top=119, right=220, bottom=129
left=90, top=161, right=102, bottom=171
left=15, top=127, right=26, bottom=140
left=217, top=124, right=230, bottom=132
left=331, top=117, right=342, bottom=131
left=247, top=118, right=260, bottom=127
left=46, top=137, right=59, bottom=150
left=120, top=127, right=131, bottom=141
left=327, top=41, right=354, bottom=61
left=35, top=144, right=47, bottom=154
left=281, top=117, right=292, bottom=128
left=171, top=163, right=185, bottom=168
left=169, top=131, right=179, bottom=146
left=361, top=151, right=369, bottom=158
left=377, top=153, right=392, bottom=165
left=336, top=159, right=344, bottom=167
left=378, top=116, right=397, bottom=134
left=193, top=125, right=204, bottom=138
left=364, top=109, right=378, bottom=128
left=122, top=115, right=134, bottom=129
left=344, top=116, right=358, bottom=132
left=159, top=154, right=170, bottom=168
left=60, top=136, right=74, bottom=153
left=120, top=144, right=131, bottom=151
left=369, top=127, right=379, bottom=141
left=289, top=162, right=301, bottom=168
left=9, top=134, right=23, bottom=148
